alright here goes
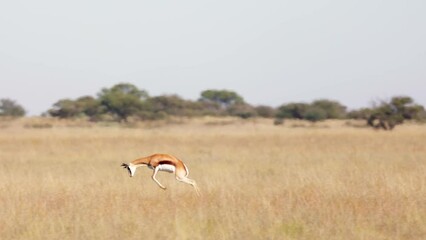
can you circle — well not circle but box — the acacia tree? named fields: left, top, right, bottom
left=367, top=96, right=425, bottom=130
left=275, top=103, right=309, bottom=120
left=199, top=89, right=244, bottom=108
left=275, top=100, right=347, bottom=123
left=98, top=83, right=149, bottom=122
left=75, top=96, right=104, bottom=120
left=0, top=98, right=26, bottom=117
left=146, top=94, right=203, bottom=118
left=311, top=99, right=347, bottom=119
left=48, top=96, right=103, bottom=120
left=48, top=99, right=81, bottom=118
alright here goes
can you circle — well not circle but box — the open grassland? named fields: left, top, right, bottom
left=0, top=118, right=425, bottom=239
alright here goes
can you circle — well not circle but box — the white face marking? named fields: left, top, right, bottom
left=157, top=164, right=176, bottom=173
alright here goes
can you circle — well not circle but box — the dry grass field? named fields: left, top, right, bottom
left=0, top=118, right=425, bottom=239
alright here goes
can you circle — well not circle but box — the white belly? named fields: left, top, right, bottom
left=157, top=164, right=176, bottom=173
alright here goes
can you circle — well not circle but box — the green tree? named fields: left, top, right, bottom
left=98, top=83, right=149, bottom=122
left=275, top=103, right=309, bottom=119
left=390, top=96, right=425, bottom=120
left=311, top=99, right=347, bottom=119
left=48, top=96, right=104, bottom=120
left=367, top=96, right=425, bottom=130
left=199, top=89, right=244, bottom=108
left=48, top=99, right=81, bottom=118
left=0, top=99, right=26, bottom=117
left=303, top=106, right=327, bottom=122
left=75, top=96, right=104, bottom=120
left=255, top=105, right=276, bottom=118
left=146, top=95, right=202, bottom=118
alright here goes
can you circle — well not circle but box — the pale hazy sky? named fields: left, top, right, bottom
left=1, top=1, right=425, bottom=115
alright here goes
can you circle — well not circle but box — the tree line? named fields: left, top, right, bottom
left=1, top=83, right=425, bottom=130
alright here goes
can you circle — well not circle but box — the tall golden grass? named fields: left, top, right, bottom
left=0, top=118, right=425, bottom=239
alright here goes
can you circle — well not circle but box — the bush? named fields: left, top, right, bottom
left=303, top=107, right=327, bottom=122
left=311, top=99, right=347, bottom=119
left=255, top=105, right=276, bottom=118
left=275, top=103, right=309, bottom=120
left=227, top=103, right=257, bottom=119
left=347, top=108, right=373, bottom=120
left=0, top=99, right=26, bottom=117
left=273, top=118, right=284, bottom=125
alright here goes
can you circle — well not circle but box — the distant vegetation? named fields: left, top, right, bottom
left=46, top=84, right=258, bottom=121
left=0, top=98, right=26, bottom=117
left=352, top=96, right=426, bottom=130
left=2, top=83, right=425, bottom=130
left=275, top=99, right=347, bottom=123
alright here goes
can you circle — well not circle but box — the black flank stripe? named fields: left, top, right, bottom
left=159, top=160, right=175, bottom=166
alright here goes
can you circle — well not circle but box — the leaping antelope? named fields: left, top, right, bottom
left=121, top=153, right=200, bottom=195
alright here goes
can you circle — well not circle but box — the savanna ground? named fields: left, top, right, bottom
left=0, top=117, right=425, bottom=240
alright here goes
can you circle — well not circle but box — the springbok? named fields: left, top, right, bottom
left=121, top=153, right=200, bottom=195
